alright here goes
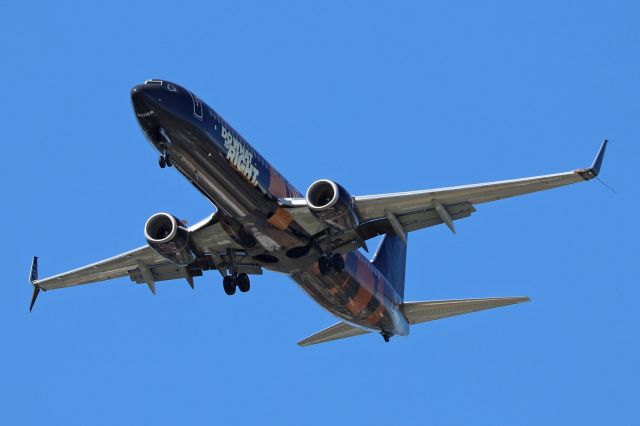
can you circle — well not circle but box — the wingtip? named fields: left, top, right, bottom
left=501, top=296, right=530, bottom=305
left=576, top=139, right=608, bottom=180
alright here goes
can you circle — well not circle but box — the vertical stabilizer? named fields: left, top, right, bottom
left=371, top=233, right=407, bottom=300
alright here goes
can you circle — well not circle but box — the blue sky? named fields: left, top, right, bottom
left=1, top=1, right=638, bottom=424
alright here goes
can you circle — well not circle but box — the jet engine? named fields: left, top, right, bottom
left=144, top=212, right=196, bottom=265
left=305, top=179, right=359, bottom=231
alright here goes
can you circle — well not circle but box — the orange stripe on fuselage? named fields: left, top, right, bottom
left=346, top=254, right=376, bottom=315
left=346, top=285, right=373, bottom=315
left=329, top=275, right=351, bottom=295
left=364, top=269, right=389, bottom=326
left=267, top=207, right=294, bottom=230
left=363, top=302, right=385, bottom=326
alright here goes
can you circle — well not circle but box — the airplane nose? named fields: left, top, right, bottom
left=131, top=83, right=164, bottom=118
left=130, top=85, right=142, bottom=97
left=131, top=80, right=177, bottom=112
left=131, top=84, right=155, bottom=104
left=131, top=80, right=185, bottom=124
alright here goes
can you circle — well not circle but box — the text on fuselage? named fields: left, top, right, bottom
left=222, top=127, right=259, bottom=185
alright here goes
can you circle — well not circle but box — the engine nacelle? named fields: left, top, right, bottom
left=305, top=179, right=359, bottom=231
left=144, top=212, right=196, bottom=265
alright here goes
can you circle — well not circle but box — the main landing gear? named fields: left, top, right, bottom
left=158, top=153, right=173, bottom=169
left=316, top=228, right=346, bottom=276
left=222, top=273, right=250, bottom=296
left=318, top=253, right=345, bottom=276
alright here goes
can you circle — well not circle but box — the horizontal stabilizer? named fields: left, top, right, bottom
left=403, top=296, right=530, bottom=324
left=298, top=321, right=369, bottom=347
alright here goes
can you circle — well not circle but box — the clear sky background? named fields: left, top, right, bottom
left=1, top=1, right=638, bottom=425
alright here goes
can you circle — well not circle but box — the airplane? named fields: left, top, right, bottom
left=27, top=79, right=608, bottom=346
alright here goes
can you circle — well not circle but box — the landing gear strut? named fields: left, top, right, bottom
left=222, top=273, right=251, bottom=295
left=381, top=332, right=392, bottom=343
left=317, top=228, right=345, bottom=276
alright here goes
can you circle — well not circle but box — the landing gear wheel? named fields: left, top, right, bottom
left=237, top=273, right=250, bottom=293
left=318, top=256, right=331, bottom=275
left=331, top=254, right=345, bottom=272
left=223, top=276, right=236, bottom=295
left=165, top=155, right=173, bottom=167
left=159, top=156, right=166, bottom=168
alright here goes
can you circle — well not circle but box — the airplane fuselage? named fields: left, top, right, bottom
left=131, top=80, right=409, bottom=337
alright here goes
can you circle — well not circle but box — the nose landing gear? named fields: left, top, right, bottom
left=158, top=153, right=173, bottom=169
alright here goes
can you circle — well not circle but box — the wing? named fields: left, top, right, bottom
left=29, top=213, right=262, bottom=307
left=354, top=141, right=607, bottom=231
left=284, top=141, right=607, bottom=241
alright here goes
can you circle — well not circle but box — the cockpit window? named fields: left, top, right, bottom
left=167, top=84, right=176, bottom=92
left=144, top=79, right=163, bottom=85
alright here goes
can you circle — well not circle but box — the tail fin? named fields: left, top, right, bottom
left=371, top=233, right=407, bottom=299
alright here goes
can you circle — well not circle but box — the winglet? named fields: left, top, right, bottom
left=577, top=139, right=608, bottom=180
left=590, top=139, right=608, bottom=177
left=29, top=256, right=38, bottom=284
left=29, top=256, right=41, bottom=312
